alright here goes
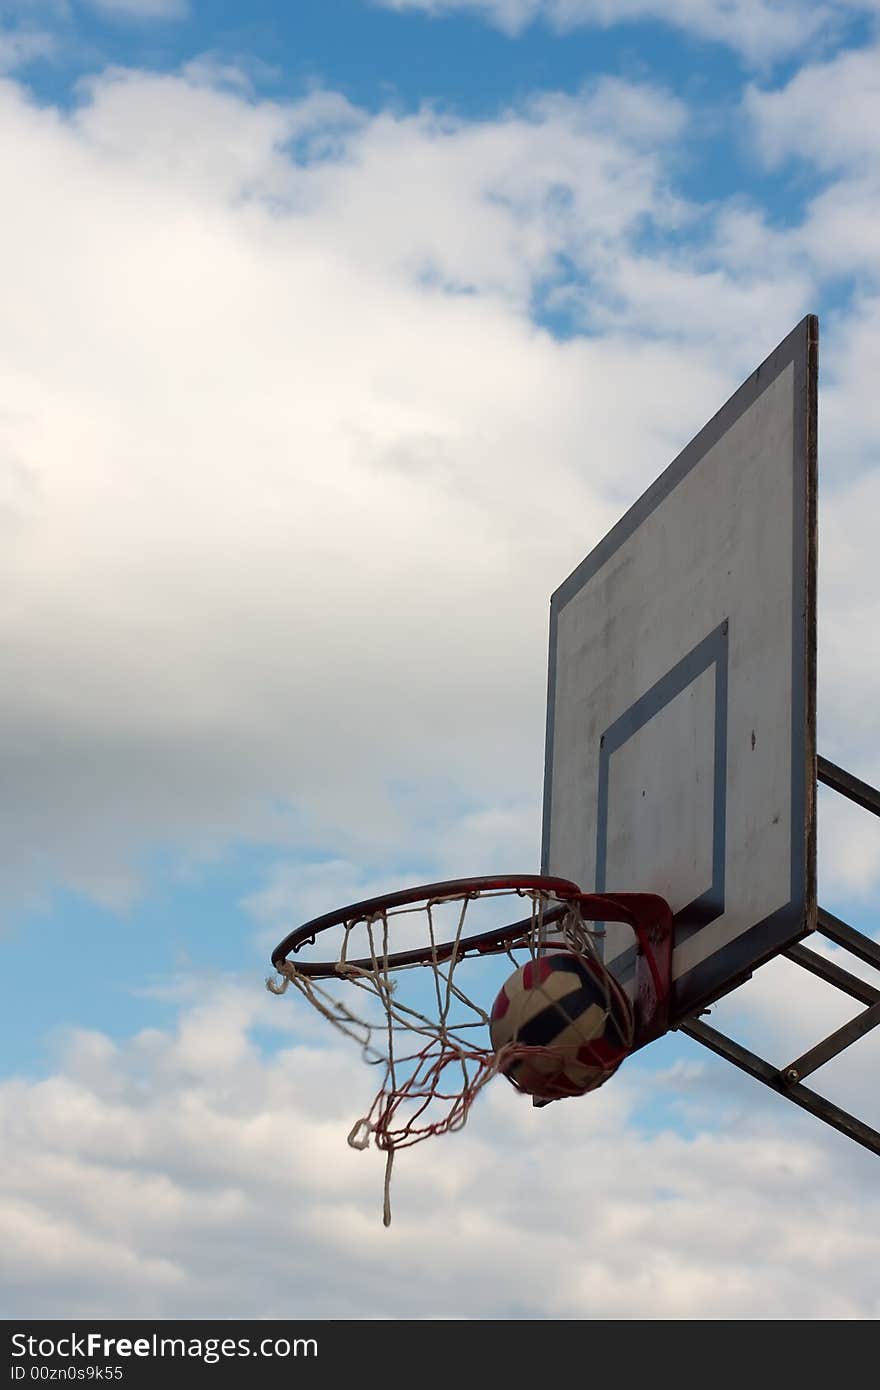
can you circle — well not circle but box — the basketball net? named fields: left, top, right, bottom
left=266, top=886, right=635, bottom=1226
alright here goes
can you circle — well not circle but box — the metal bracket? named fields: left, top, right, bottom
left=817, top=754, right=880, bottom=818
left=677, top=756, right=880, bottom=1158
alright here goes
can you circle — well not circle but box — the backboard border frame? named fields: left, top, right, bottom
left=541, top=315, right=818, bottom=1024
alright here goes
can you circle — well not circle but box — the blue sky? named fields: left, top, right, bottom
left=12, top=1, right=796, bottom=114
left=2, top=0, right=880, bottom=1319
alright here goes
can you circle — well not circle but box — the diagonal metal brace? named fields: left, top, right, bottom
left=817, top=755, right=880, bottom=818
left=783, top=941, right=879, bottom=1006
left=678, top=1017, right=880, bottom=1157
left=816, top=907, right=880, bottom=971
left=677, top=903, right=880, bottom=1159
left=781, top=1000, right=880, bottom=1084
left=778, top=910, right=880, bottom=1084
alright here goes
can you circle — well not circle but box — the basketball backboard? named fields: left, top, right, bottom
left=541, top=316, right=818, bottom=1025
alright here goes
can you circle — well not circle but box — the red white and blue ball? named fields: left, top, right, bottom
left=489, top=952, right=631, bottom=1099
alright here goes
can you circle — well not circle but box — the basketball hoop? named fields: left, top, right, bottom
left=267, top=875, right=672, bottom=1225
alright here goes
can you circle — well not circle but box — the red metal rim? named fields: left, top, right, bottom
left=269, top=874, right=583, bottom=975
left=269, top=874, right=667, bottom=978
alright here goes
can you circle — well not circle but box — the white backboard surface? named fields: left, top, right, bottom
left=542, top=318, right=817, bottom=1022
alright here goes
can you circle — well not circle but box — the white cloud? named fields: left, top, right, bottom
left=373, top=0, right=874, bottom=64
left=747, top=43, right=880, bottom=172
left=744, top=44, right=880, bottom=289
left=0, top=26, right=54, bottom=72
left=818, top=454, right=880, bottom=847
left=0, top=67, right=750, bottom=916
left=2, top=16, right=880, bottom=1330
left=2, top=986, right=879, bottom=1317
left=0, top=56, right=877, bottom=924
left=819, top=786, right=880, bottom=901
left=84, top=0, right=188, bottom=19
left=375, top=0, right=542, bottom=35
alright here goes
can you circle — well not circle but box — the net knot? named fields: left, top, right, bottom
left=347, top=1118, right=373, bottom=1151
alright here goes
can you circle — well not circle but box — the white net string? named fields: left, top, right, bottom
left=267, top=887, right=634, bottom=1225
